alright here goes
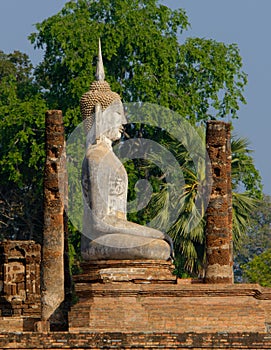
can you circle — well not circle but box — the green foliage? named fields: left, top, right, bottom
left=173, top=252, right=192, bottom=278
left=68, top=224, right=82, bottom=275
left=0, top=51, right=46, bottom=185
left=29, top=0, right=246, bottom=130
left=231, top=136, right=263, bottom=199
left=232, top=192, right=258, bottom=250
left=131, top=130, right=261, bottom=275
left=0, top=80, right=46, bottom=185
left=0, top=50, right=38, bottom=100
left=234, top=195, right=271, bottom=282
left=231, top=137, right=262, bottom=249
left=177, top=38, right=247, bottom=124
left=242, top=249, right=271, bottom=287
left=0, top=51, right=47, bottom=240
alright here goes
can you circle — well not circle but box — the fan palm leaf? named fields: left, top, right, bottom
left=129, top=127, right=261, bottom=277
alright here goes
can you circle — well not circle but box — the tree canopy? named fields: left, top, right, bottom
left=30, top=0, right=247, bottom=130
left=242, top=249, right=271, bottom=287
left=0, top=51, right=48, bottom=240
left=234, top=195, right=271, bottom=284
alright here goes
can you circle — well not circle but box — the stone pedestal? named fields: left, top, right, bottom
left=69, top=260, right=271, bottom=334
left=73, top=260, right=176, bottom=284
left=69, top=259, right=176, bottom=330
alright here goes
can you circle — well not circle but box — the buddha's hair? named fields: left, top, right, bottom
left=80, top=81, right=121, bottom=132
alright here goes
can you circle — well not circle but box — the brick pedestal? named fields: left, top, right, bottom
left=69, top=260, right=271, bottom=333
left=69, top=279, right=271, bottom=333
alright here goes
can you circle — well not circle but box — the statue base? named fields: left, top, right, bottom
left=73, top=259, right=176, bottom=285
left=69, top=260, right=271, bottom=334
left=69, top=264, right=271, bottom=333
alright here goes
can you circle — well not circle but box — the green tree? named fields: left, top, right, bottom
left=0, top=51, right=48, bottom=241
left=242, top=249, right=271, bottom=287
left=29, top=0, right=246, bottom=130
left=231, top=136, right=262, bottom=250
left=234, top=195, right=271, bottom=283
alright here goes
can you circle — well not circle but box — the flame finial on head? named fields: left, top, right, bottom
left=95, top=38, right=105, bottom=81
left=80, top=38, right=122, bottom=133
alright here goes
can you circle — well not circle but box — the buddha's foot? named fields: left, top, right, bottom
left=81, top=233, right=171, bottom=261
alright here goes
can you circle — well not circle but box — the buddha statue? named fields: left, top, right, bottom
left=80, top=40, right=173, bottom=261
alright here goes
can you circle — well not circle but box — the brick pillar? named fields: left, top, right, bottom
left=226, top=125, right=233, bottom=268
left=205, top=121, right=233, bottom=284
left=41, top=110, right=65, bottom=322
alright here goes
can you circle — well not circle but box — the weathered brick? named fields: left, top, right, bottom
left=205, top=121, right=233, bottom=284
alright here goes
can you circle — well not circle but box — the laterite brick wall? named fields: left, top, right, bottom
left=0, top=332, right=271, bottom=349
left=69, top=281, right=271, bottom=334
left=0, top=241, right=41, bottom=331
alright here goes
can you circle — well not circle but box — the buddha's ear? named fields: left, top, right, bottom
left=85, top=103, right=102, bottom=147
left=94, top=103, right=103, bottom=141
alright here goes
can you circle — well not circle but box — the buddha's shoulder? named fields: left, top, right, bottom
left=86, top=143, right=109, bottom=158
left=85, top=143, right=120, bottom=164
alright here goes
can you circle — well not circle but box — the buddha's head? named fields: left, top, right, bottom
left=80, top=39, right=126, bottom=143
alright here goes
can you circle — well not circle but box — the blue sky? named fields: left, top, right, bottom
left=1, top=0, right=270, bottom=195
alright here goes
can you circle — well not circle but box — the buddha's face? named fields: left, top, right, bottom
left=97, top=100, right=127, bottom=141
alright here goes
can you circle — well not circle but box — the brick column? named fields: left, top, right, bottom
left=41, top=110, right=65, bottom=323
left=205, top=121, right=233, bottom=284
left=226, top=125, right=233, bottom=267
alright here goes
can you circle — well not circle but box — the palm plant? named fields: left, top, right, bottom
left=231, top=136, right=262, bottom=249
left=127, top=128, right=262, bottom=277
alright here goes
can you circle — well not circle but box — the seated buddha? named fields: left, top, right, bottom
left=80, top=40, right=173, bottom=261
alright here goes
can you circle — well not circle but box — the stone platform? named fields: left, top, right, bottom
left=73, top=259, right=176, bottom=284
left=69, top=260, right=271, bottom=333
